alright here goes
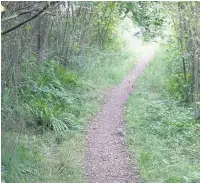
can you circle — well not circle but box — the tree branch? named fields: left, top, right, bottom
left=1, top=2, right=57, bottom=36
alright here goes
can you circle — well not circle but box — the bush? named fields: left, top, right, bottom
left=5, top=60, right=83, bottom=133
left=164, top=42, right=192, bottom=101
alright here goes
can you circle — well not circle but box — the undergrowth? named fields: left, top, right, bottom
left=125, top=45, right=200, bottom=182
left=1, top=47, right=136, bottom=183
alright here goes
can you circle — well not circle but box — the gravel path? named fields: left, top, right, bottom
left=85, top=47, right=156, bottom=183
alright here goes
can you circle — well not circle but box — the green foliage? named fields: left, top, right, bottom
left=2, top=45, right=136, bottom=133
left=2, top=45, right=136, bottom=182
left=160, top=42, right=192, bottom=101
left=126, top=46, right=200, bottom=182
left=90, top=2, right=120, bottom=48
left=2, top=1, right=200, bottom=182
left=1, top=131, right=85, bottom=183
left=1, top=133, right=40, bottom=183
left=18, top=60, right=84, bottom=133
left=124, top=2, right=166, bottom=41
left=168, top=72, right=191, bottom=100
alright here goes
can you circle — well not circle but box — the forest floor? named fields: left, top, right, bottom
left=84, top=44, right=157, bottom=183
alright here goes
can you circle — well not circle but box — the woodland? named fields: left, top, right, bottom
left=1, top=1, right=200, bottom=183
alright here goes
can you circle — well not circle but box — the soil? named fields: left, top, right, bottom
left=85, top=48, right=155, bottom=183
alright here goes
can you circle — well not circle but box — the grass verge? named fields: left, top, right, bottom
left=125, top=46, right=200, bottom=183
left=2, top=47, right=136, bottom=183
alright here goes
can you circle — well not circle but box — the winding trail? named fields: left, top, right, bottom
left=85, top=45, right=156, bottom=183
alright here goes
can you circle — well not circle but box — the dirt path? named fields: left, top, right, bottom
left=85, top=46, right=156, bottom=183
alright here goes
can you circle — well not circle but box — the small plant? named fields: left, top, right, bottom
left=18, top=60, right=83, bottom=133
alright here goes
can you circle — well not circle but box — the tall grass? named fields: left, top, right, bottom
left=1, top=46, right=136, bottom=182
left=125, top=45, right=200, bottom=182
